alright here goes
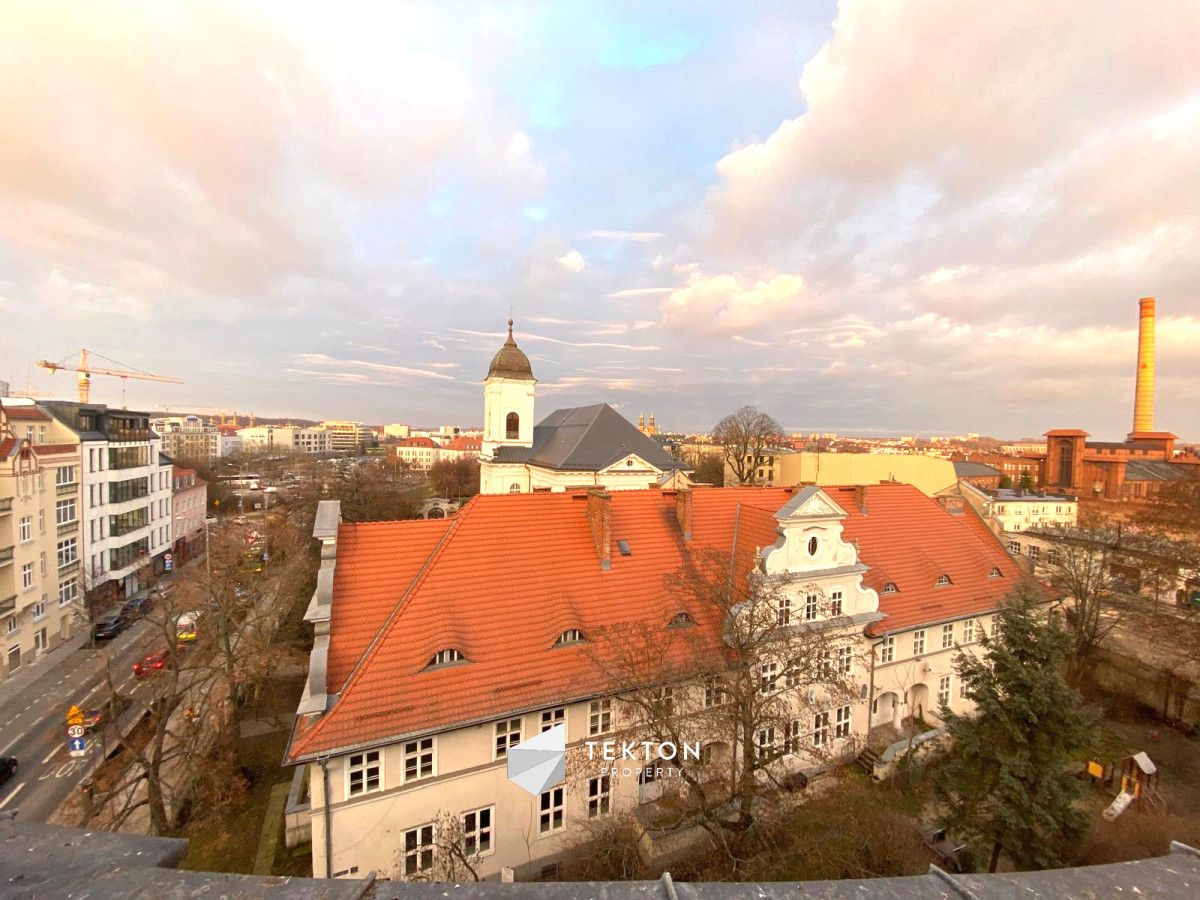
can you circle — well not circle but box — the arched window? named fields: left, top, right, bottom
left=936, top=574, right=952, bottom=586
left=881, top=582, right=898, bottom=594
left=988, top=566, right=1002, bottom=578
left=508, top=483, right=521, bottom=494
left=668, top=611, right=694, bottom=628
left=506, top=412, right=519, bottom=439
left=554, top=629, right=585, bottom=646
left=1057, top=441, right=1073, bottom=485
left=427, top=506, right=445, bottom=519
left=428, top=648, right=465, bottom=668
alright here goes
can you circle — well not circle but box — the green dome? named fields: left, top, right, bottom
left=486, top=320, right=534, bottom=380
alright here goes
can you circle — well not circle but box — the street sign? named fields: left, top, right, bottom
left=68, top=737, right=87, bottom=757
left=66, top=704, right=84, bottom=727
left=164, top=552, right=174, bottom=572
left=67, top=725, right=85, bottom=739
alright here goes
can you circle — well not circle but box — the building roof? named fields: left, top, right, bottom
left=1125, top=459, right=1198, bottom=482
left=952, top=460, right=1002, bottom=479
left=2, top=405, right=49, bottom=420
left=397, top=436, right=439, bottom=448
left=990, top=488, right=1075, bottom=502
left=494, top=403, right=684, bottom=473
left=288, top=483, right=1029, bottom=761
left=485, top=320, right=534, bottom=380
left=1045, top=428, right=1090, bottom=437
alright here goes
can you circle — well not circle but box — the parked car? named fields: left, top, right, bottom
left=0, top=756, right=18, bottom=789
left=922, top=827, right=973, bottom=873
left=91, top=610, right=125, bottom=641
left=132, top=649, right=171, bottom=679
left=120, top=596, right=152, bottom=621
left=175, top=610, right=202, bottom=643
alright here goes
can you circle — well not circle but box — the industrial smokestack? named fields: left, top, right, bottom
left=1132, top=296, right=1156, bottom=434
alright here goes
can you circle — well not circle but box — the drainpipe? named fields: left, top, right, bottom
left=318, top=756, right=333, bottom=879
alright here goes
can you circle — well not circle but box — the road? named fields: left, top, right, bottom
left=0, top=621, right=155, bottom=822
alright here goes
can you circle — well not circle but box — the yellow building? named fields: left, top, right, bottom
left=1, top=402, right=83, bottom=680
left=730, top=450, right=958, bottom=498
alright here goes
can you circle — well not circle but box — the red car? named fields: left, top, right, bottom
left=132, top=649, right=171, bottom=678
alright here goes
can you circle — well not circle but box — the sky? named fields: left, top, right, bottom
left=2, top=1, right=1199, bottom=440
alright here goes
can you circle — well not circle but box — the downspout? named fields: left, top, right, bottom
left=318, top=756, right=333, bottom=879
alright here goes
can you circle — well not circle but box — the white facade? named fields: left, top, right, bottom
left=481, top=375, right=535, bottom=460
left=479, top=453, right=674, bottom=496
left=961, top=482, right=1077, bottom=533
left=238, top=425, right=332, bottom=455
left=320, top=421, right=374, bottom=453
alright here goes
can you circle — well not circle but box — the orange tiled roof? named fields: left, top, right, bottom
left=288, top=484, right=1030, bottom=760
left=2, top=406, right=50, bottom=420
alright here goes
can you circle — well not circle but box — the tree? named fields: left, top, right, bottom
left=998, top=474, right=1013, bottom=489
left=712, top=406, right=783, bottom=485
left=1017, top=471, right=1034, bottom=490
left=933, top=584, right=1094, bottom=873
left=687, top=452, right=725, bottom=487
left=582, top=547, right=862, bottom=865
left=428, top=457, right=480, bottom=499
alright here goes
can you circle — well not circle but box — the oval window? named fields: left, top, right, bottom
left=807, top=536, right=819, bottom=556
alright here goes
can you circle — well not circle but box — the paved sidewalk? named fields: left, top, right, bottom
left=0, top=629, right=89, bottom=711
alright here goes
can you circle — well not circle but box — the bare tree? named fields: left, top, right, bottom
left=582, top=547, right=862, bottom=865
left=428, top=457, right=480, bottom=499
left=711, top=406, right=783, bottom=485
left=392, top=809, right=487, bottom=882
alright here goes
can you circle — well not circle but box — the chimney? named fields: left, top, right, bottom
left=853, top=484, right=868, bottom=515
left=1132, top=296, right=1156, bottom=435
left=586, top=490, right=612, bottom=570
left=675, top=488, right=693, bottom=540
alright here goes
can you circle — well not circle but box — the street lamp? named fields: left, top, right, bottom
left=204, top=516, right=217, bottom=583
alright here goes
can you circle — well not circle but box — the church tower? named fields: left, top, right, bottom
left=481, top=320, right=536, bottom=458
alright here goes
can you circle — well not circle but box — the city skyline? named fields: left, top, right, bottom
left=3, top=2, right=1199, bottom=438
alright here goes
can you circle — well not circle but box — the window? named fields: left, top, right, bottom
left=912, top=629, right=926, bottom=656
left=1029, top=545, right=1041, bottom=562
left=7, top=645, right=19, bottom=669
left=39, top=552, right=46, bottom=577
left=880, top=636, right=895, bottom=663
left=428, top=648, right=464, bottom=667
left=56, top=498, right=77, bottom=526
left=704, top=677, right=726, bottom=707
left=836, top=644, right=853, bottom=675
left=785, top=657, right=802, bottom=689
left=882, top=582, right=897, bottom=594
left=804, top=593, right=819, bottom=621
left=1046, top=548, right=1061, bottom=565
left=756, top=727, right=777, bottom=762
left=941, top=623, right=954, bottom=649
left=759, top=661, right=778, bottom=695
left=812, top=711, right=831, bottom=747
left=21, top=563, right=34, bottom=590
left=962, top=619, right=976, bottom=643
left=588, top=699, right=611, bottom=735
left=783, top=720, right=802, bottom=754
left=830, top=590, right=843, bottom=616
left=776, top=595, right=791, bottom=626
left=650, top=686, right=674, bottom=714
left=959, top=677, right=969, bottom=699
left=936, top=574, right=951, bottom=586
left=508, top=483, right=521, bottom=494
left=555, top=629, right=584, bottom=646
left=55, top=466, right=76, bottom=486
left=32, top=600, right=46, bottom=622
left=938, top=675, right=952, bottom=708
left=988, top=566, right=1002, bottom=578
left=587, top=775, right=611, bottom=817
left=57, top=537, right=78, bottom=569
left=1007, top=540, right=1021, bottom=554
left=402, top=823, right=435, bottom=876
left=58, top=578, right=78, bottom=606
left=806, top=535, right=819, bottom=556
left=505, top=412, right=520, bottom=440
left=403, top=738, right=434, bottom=782
left=38, top=509, right=44, bottom=534
left=462, top=806, right=493, bottom=857
left=668, top=611, right=694, bottom=627
left=990, top=617, right=999, bottom=638
left=18, top=516, right=32, bottom=543
left=834, top=704, right=851, bottom=739
left=495, top=718, right=522, bottom=758
left=538, top=786, right=564, bottom=834
left=540, top=708, right=565, bottom=732
left=347, top=750, right=382, bottom=796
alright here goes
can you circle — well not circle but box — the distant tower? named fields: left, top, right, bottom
left=1131, top=297, right=1156, bottom=436
left=482, top=320, right=536, bottom=458
left=648, top=412, right=657, bottom=436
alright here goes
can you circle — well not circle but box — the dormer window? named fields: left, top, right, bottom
left=555, top=629, right=585, bottom=646
left=668, top=611, right=694, bottom=628
left=881, top=582, right=898, bottom=594
left=936, top=574, right=952, bottom=586
left=988, top=566, right=1002, bottom=578
left=427, top=648, right=465, bottom=668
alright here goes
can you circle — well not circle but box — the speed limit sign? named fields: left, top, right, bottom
left=67, top=724, right=85, bottom=738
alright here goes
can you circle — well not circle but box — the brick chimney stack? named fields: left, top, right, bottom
left=675, top=488, right=693, bottom=540
left=852, top=484, right=868, bottom=515
left=586, top=490, right=612, bottom=571
left=1132, top=296, right=1156, bottom=435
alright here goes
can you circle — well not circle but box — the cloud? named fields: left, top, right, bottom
left=662, top=271, right=812, bottom=335
left=606, top=287, right=673, bottom=298
left=294, top=353, right=455, bottom=381
left=587, top=229, right=664, bottom=242
left=556, top=249, right=586, bottom=273
left=450, top=328, right=659, bottom=352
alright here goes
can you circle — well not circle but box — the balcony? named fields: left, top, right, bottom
left=57, top=559, right=79, bottom=577
left=56, top=481, right=78, bottom=496
left=0, top=545, right=13, bottom=567
left=106, top=428, right=154, bottom=442
left=0, top=595, right=15, bottom=616
left=0, top=498, right=11, bottom=514
left=57, top=520, right=79, bottom=538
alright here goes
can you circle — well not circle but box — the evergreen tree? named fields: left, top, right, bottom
left=932, top=584, right=1094, bottom=873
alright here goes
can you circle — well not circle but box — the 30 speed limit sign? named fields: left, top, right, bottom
left=67, top=724, right=85, bottom=738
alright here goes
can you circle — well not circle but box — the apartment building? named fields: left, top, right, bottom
left=320, top=421, right=374, bottom=454
left=1, top=402, right=84, bottom=679
left=395, top=437, right=443, bottom=471
left=43, top=403, right=174, bottom=601
left=288, top=482, right=1031, bottom=881
left=171, top=466, right=208, bottom=563
left=238, top=425, right=331, bottom=455
left=151, top=415, right=233, bottom=463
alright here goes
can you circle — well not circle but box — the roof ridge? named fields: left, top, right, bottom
left=293, top=512, right=464, bottom=757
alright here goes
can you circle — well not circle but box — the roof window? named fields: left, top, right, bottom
left=554, top=629, right=585, bottom=646
left=668, top=611, right=695, bottom=628
left=427, top=648, right=466, bottom=668
left=881, top=582, right=898, bottom=594
left=988, top=566, right=1002, bottom=578
left=936, top=574, right=952, bottom=586
left=617, top=539, right=631, bottom=556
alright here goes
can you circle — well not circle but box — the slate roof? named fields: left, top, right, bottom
left=288, top=483, right=1031, bottom=761
left=953, top=460, right=1002, bottom=478
left=518, top=403, right=684, bottom=472
left=1125, top=459, right=1198, bottom=482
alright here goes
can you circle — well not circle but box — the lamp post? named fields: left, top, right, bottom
left=204, top=516, right=217, bottom=583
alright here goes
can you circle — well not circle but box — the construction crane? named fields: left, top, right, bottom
left=36, top=349, right=183, bottom=405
